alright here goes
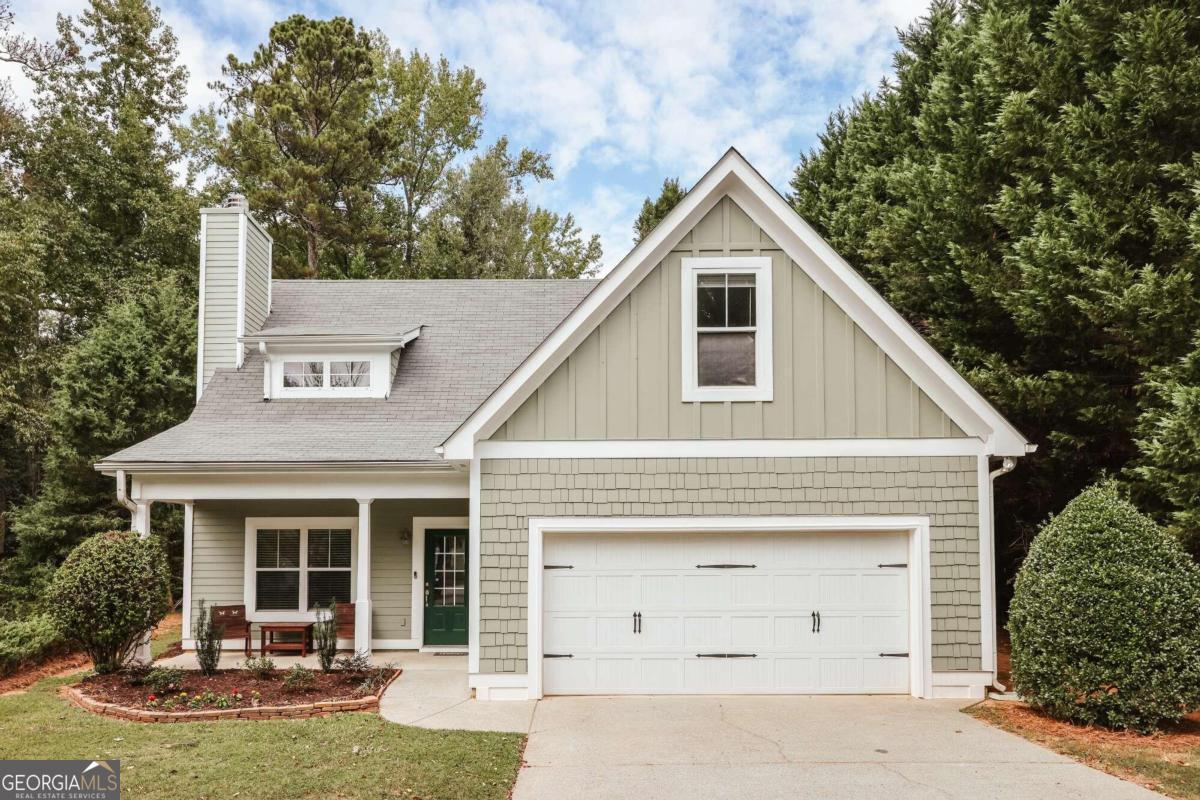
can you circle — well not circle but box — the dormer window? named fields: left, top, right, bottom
left=244, top=326, right=420, bottom=401
left=681, top=257, right=773, bottom=402
left=282, top=360, right=372, bottom=390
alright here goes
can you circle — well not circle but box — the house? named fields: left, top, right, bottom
left=97, top=149, right=1032, bottom=701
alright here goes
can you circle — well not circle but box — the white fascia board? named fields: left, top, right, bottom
left=442, top=148, right=1030, bottom=459
left=476, top=438, right=986, bottom=459
left=130, top=469, right=468, bottom=502
left=240, top=328, right=421, bottom=348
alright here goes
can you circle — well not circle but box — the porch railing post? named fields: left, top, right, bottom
left=355, top=499, right=373, bottom=655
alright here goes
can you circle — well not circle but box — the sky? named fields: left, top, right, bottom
left=2, top=0, right=931, bottom=271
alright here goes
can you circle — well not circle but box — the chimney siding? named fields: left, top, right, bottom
left=197, top=205, right=272, bottom=399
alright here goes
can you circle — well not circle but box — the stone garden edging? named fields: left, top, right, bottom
left=60, top=669, right=402, bottom=723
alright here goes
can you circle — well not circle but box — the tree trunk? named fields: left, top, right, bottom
left=306, top=232, right=319, bottom=278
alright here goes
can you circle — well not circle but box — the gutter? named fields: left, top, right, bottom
left=114, top=468, right=138, bottom=513
left=95, top=459, right=464, bottom=476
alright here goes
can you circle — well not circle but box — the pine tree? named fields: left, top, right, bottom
left=634, top=177, right=687, bottom=244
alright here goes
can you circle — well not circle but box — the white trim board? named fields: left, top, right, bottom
left=442, top=148, right=1029, bottom=459
left=195, top=214, right=207, bottom=402
left=514, top=515, right=935, bottom=702
left=412, top=516, right=470, bottom=651
left=131, top=470, right=467, bottom=503
left=475, top=438, right=986, bottom=460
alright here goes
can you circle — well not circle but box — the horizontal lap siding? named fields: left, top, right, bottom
left=489, top=197, right=964, bottom=441
left=190, top=499, right=466, bottom=641
left=200, top=213, right=241, bottom=389
left=477, top=456, right=980, bottom=675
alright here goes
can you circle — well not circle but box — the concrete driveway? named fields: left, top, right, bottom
left=513, top=695, right=1163, bottom=800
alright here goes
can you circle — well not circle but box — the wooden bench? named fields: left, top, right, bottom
left=259, top=622, right=315, bottom=657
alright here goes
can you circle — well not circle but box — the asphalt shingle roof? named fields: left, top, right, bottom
left=101, top=279, right=597, bottom=465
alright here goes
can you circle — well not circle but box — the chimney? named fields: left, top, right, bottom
left=196, top=195, right=273, bottom=400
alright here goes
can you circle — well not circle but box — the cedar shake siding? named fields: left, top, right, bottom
left=478, top=456, right=981, bottom=675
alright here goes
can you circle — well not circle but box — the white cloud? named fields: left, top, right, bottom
left=5, top=0, right=929, bottom=267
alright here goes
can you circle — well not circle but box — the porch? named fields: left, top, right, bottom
left=119, top=466, right=471, bottom=658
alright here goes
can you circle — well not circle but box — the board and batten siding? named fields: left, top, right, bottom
left=477, top=456, right=981, bottom=676
left=189, top=499, right=467, bottom=641
left=489, top=197, right=963, bottom=441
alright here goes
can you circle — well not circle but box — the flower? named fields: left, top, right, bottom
left=147, top=694, right=156, bottom=701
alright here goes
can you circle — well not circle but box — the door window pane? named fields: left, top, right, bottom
left=330, top=361, right=370, bottom=388
left=697, top=332, right=756, bottom=386
left=432, top=534, right=466, bottom=607
left=283, top=361, right=324, bottom=388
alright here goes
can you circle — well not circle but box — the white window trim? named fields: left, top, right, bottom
left=681, top=256, right=773, bottom=402
left=272, top=353, right=388, bottom=399
left=242, top=517, right=358, bottom=623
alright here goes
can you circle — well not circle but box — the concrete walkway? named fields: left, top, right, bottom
left=512, top=695, right=1164, bottom=800
left=376, top=653, right=535, bottom=733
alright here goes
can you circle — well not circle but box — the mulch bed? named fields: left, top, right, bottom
left=975, top=699, right=1200, bottom=748
left=79, top=668, right=394, bottom=711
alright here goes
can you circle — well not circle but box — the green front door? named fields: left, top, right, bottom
left=423, top=529, right=468, bottom=646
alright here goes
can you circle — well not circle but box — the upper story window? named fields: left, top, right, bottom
left=282, top=360, right=372, bottom=390
left=275, top=357, right=377, bottom=397
left=681, top=257, right=773, bottom=402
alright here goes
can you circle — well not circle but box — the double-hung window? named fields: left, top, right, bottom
left=246, top=519, right=356, bottom=616
left=681, top=257, right=773, bottom=401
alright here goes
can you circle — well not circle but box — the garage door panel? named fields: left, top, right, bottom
left=683, top=616, right=727, bottom=648
left=545, top=574, right=595, bottom=609
left=730, top=616, right=772, bottom=649
left=545, top=614, right=595, bottom=649
left=542, top=531, right=911, bottom=695
left=640, top=574, right=681, bottom=606
left=732, top=574, right=772, bottom=605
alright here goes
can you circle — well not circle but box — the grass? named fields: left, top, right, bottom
left=0, top=674, right=524, bottom=800
left=968, top=701, right=1200, bottom=799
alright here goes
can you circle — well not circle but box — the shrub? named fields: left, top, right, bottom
left=314, top=604, right=337, bottom=673
left=1009, top=482, right=1200, bottom=732
left=242, top=656, right=275, bottom=679
left=283, top=663, right=315, bottom=691
left=142, top=666, right=185, bottom=695
left=0, top=613, right=67, bottom=677
left=192, top=599, right=223, bottom=676
left=354, top=663, right=395, bottom=698
left=334, top=651, right=371, bottom=674
left=46, top=531, right=170, bottom=674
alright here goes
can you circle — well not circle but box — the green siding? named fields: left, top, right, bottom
left=199, top=210, right=240, bottom=392
left=478, top=456, right=981, bottom=675
left=490, top=197, right=964, bottom=441
left=190, top=498, right=467, bottom=642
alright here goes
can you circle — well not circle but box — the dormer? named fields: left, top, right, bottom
left=240, top=326, right=421, bottom=400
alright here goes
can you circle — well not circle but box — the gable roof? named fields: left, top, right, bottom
left=442, top=148, right=1031, bottom=458
left=98, top=279, right=596, bottom=468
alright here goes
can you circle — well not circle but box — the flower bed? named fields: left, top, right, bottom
left=64, top=666, right=401, bottom=723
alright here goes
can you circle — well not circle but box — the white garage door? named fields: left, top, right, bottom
left=541, top=530, right=911, bottom=694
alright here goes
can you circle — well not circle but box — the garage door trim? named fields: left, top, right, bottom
left=528, top=515, right=933, bottom=699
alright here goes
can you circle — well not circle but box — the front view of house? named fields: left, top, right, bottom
left=98, top=149, right=1032, bottom=701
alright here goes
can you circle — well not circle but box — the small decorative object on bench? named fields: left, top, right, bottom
left=259, top=622, right=315, bottom=657
left=211, top=604, right=251, bottom=657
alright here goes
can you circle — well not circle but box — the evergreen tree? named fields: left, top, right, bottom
left=633, top=177, right=687, bottom=244
left=7, top=281, right=194, bottom=593
left=790, top=0, right=1200, bottom=586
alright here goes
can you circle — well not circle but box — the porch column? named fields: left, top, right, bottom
left=181, top=502, right=194, bottom=642
left=132, top=501, right=153, bottom=664
left=355, top=499, right=373, bottom=655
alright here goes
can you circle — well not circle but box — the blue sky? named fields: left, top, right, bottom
left=4, top=0, right=930, bottom=270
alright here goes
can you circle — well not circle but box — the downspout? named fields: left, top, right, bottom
left=115, top=469, right=137, bottom=515
left=987, top=455, right=1018, bottom=693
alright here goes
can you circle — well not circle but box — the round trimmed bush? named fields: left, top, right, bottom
left=47, top=531, right=170, bottom=673
left=1009, top=482, right=1200, bottom=732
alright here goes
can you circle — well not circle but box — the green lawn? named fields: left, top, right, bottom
left=0, top=675, right=524, bottom=800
